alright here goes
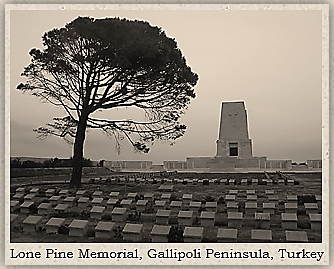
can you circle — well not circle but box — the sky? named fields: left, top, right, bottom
left=9, top=6, right=323, bottom=164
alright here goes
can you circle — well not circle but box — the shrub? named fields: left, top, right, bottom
left=101, top=214, right=113, bottom=221
left=298, top=195, right=316, bottom=205
left=203, top=180, right=209, bottom=185
left=168, top=217, right=178, bottom=225
left=202, top=237, right=218, bottom=243
left=203, top=195, right=215, bottom=202
left=214, top=219, right=228, bottom=227
left=297, top=221, right=311, bottom=229
left=168, top=226, right=184, bottom=243
left=86, top=229, right=95, bottom=238
left=217, top=196, right=225, bottom=204
left=58, top=225, right=69, bottom=235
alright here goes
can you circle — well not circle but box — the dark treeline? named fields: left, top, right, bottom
left=10, top=157, right=94, bottom=168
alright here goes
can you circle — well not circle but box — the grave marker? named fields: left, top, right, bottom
left=95, top=221, right=115, bottom=238
left=136, top=200, right=148, bottom=213
left=22, top=215, right=43, bottom=233
left=156, top=210, right=171, bottom=225
left=262, top=203, right=275, bottom=215
left=205, top=202, right=218, bottom=212
left=183, top=227, right=203, bottom=243
left=122, top=223, right=143, bottom=242
left=285, top=231, right=308, bottom=242
left=281, top=213, right=297, bottom=230
left=178, top=210, right=193, bottom=226
left=200, top=211, right=215, bottom=226
left=284, top=203, right=298, bottom=214
left=37, top=203, right=52, bottom=215
left=304, top=203, right=318, bottom=215
left=77, top=197, right=90, bottom=208
left=54, top=203, right=69, bottom=213
left=245, top=202, right=257, bottom=214
left=20, top=201, right=34, bottom=214
left=226, top=202, right=238, bottom=213
left=150, top=225, right=171, bottom=243
left=111, top=207, right=127, bottom=222
left=90, top=206, right=106, bottom=220
left=309, top=214, right=322, bottom=230
left=228, top=212, right=243, bottom=228
left=255, top=212, right=271, bottom=229
left=45, top=217, right=66, bottom=234
left=69, top=219, right=89, bottom=237
left=251, top=229, right=272, bottom=242
left=217, top=228, right=238, bottom=243
left=92, top=197, right=104, bottom=206
left=107, top=198, right=118, bottom=210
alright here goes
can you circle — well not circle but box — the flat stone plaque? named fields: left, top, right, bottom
left=123, top=223, right=143, bottom=242
left=76, top=190, right=86, bottom=197
left=246, top=190, right=256, bottom=195
left=247, top=195, right=257, bottom=201
left=45, top=217, right=66, bottom=233
left=205, top=202, right=218, bottom=212
left=217, top=228, right=237, bottom=242
left=69, top=219, right=89, bottom=237
left=49, top=196, right=61, bottom=205
left=229, top=190, right=238, bottom=195
left=13, top=193, right=24, bottom=200
left=95, top=221, right=115, bottom=238
left=227, top=202, right=238, bottom=212
left=183, top=227, right=203, bottom=243
left=285, top=231, right=308, bottom=242
left=158, top=185, right=174, bottom=192
left=251, top=229, right=272, bottom=242
left=37, top=203, right=52, bottom=214
left=20, top=201, right=34, bottom=213
left=23, top=215, right=43, bottom=232
left=23, top=194, right=35, bottom=200
left=225, top=195, right=235, bottom=201
left=59, top=190, right=69, bottom=197
left=92, top=197, right=104, bottom=205
left=241, top=178, right=248, bottom=185
left=144, top=193, right=154, bottom=200
left=30, top=188, right=39, bottom=194
left=55, top=203, right=69, bottom=212
left=265, top=190, right=274, bottom=195
left=127, top=192, right=137, bottom=199
left=109, top=192, right=119, bottom=198
left=46, top=189, right=56, bottom=197
left=263, top=203, right=275, bottom=214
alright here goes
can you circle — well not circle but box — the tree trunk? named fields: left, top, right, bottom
left=69, top=112, right=88, bottom=188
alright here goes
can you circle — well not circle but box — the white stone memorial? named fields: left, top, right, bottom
left=45, top=217, right=65, bottom=234
left=150, top=225, right=171, bottom=243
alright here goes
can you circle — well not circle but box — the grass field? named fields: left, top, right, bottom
left=10, top=170, right=322, bottom=243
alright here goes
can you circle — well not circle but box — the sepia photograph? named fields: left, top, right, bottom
left=6, top=4, right=329, bottom=266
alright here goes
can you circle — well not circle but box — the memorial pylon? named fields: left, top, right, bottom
left=216, top=101, right=253, bottom=158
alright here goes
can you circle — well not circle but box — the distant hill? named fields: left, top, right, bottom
left=11, top=157, right=56, bottom=163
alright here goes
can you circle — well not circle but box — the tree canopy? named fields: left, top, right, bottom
left=17, top=16, right=199, bottom=187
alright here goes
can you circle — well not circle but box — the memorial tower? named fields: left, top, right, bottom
left=216, top=101, right=253, bottom=158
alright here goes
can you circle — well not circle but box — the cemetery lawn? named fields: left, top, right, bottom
left=10, top=171, right=322, bottom=243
